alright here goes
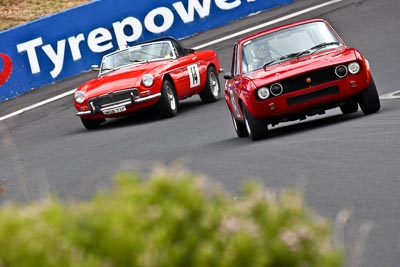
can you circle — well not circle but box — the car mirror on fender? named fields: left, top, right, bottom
left=224, top=72, right=234, bottom=79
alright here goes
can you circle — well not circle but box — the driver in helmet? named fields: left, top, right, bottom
left=251, top=42, right=273, bottom=70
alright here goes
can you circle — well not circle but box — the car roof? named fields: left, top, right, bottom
left=236, top=18, right=330, bottom=44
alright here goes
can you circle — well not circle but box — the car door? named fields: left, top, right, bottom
left=171, top=42, right=205, bottom=99
left=225, top=44, right=244, bottom=119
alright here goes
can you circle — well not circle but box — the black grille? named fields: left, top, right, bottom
left=286, top=86, right=339, bottom=106
left=282, top=66, right=338, bottom=94
left=89, top=89, right=138, bottom=111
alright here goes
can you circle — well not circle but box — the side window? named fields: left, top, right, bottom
left=172, top=39, right=190, bottom=57
left=241, top=43, right=253, bottom=74
left=231, top=44, right=239, bottom=76
left=172, top=41, right=183, bottom=57
left=162, top=43, right=173, bottom=58
left=239, top=45, right=247, bottom=75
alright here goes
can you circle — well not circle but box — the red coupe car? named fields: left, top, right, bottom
left=74, top=36, right=222, bottom=129
left=224, top=18, right=381, bottom=141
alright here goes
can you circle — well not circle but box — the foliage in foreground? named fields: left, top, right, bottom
left=0, top=165, right=344, bottom=267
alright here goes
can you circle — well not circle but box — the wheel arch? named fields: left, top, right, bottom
left=207, top=62, right=217, bottom=71
left=226, top=87, right=248, bottom=123
left=162, top=73, right=180, bottom=101
left=233, top=96, right=246, bottom=123
left=161, top=73, right=175, bottom=87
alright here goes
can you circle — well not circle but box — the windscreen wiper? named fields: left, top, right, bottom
left=129, top=59, right=148, bottom=63
left=278, top=52, right=300, bottom=61
left=277, top=42, right=339, bottom=61
left=262, top=51, right=303, bottom=69
left=294, top=41, right=341, bottom=58
left=262, top=42, right=341, bottom=71
left=262, top=51, right=302, bottom=69
left=262, top=60, right=277, bottom=70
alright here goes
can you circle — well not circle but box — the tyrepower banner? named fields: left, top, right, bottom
left=0, top=0, right=293, bottom=102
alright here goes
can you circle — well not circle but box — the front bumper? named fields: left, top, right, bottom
left=246, top=70, right=371, bottom=119
left=76, top=90, right=161, bottom=116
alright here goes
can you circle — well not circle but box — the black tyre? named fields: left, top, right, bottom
left=81, top=118, right=105, bottom=130
left=340, top=101, right=359, bottom=114
left=359, top=77, right=381, bottom=115
left=199, top=66, right=221, bottom=103
left=243, top=106, right=268, bottom=141
left=158, top=79, right=178, bottom=118
left=231, top=113, right=248, bottom=138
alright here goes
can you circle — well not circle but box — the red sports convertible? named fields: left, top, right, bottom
left=224, top=18, right=380, bottom=141
left=74, top=36, right=222, bottom=129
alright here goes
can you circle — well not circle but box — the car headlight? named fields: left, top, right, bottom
left=270, top=83, right=283, bottom=96
left=348, top=62, right=360, bottom=74
left=257, top=87, right=270, bottom=100
left=74, top=91, right=85, bottom=104
left=142, top=74, right=154, bottom=87
left=335, top=65, right=348, bottom=78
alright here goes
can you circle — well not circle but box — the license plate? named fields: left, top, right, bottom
left=103, top=106, right=126, bottom=115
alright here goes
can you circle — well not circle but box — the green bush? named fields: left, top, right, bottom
left=0, top=165, right=343, bottom=267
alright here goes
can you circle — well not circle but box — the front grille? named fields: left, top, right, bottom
left=282, top=66, right=339, bottom=94
left=286, top=86, right=339, bottom=106
left=89, top=88, right=139, bottom=112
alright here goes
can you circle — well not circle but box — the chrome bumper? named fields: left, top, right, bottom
left=76, top=92, right=161, bottom=116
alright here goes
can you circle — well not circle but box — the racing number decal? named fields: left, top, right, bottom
left=187, top=64, right=200, bottom=88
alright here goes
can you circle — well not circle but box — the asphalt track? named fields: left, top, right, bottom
left=1, top=0, right=400, bottom=266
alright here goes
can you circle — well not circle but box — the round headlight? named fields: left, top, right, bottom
left=348, top=62, right=360, bottom=74
left=270, top=83, right=283, bottom=96
left=257, top=87, right=270, bottom=100
left=335, top=65, right=348, bottom=78
left=142, top=74, right=154, bottom=87
left=74, top=91, right=85, bottom=104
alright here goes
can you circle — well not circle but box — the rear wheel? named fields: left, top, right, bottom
left=231, top=113, right=248, bottom=138
left=158, top=79, right=178, bottom=118
left=359, top=77, right=381, bottom=114
left=199, top=66, right=221, bottom=103
left=81, top=118, right=105, bottom=130
left=243, top=106, right=268, bottom=141
left=340, top=101, right=359, bottom=114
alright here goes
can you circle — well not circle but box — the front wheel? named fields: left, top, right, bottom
left=199, top=66, right=221, bottom=103
left=158, top=80, right=178, bottom=118
left=340, top=101, right=359, bottom=114
left=243, top=106, right=268, bottom=141
left=231, top=113, right=248, bottom=138
left=81, top=118, right=105, bottom=130
left=359, top=77, right=381, bottom=115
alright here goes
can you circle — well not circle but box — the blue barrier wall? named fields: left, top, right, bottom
left=0, top=0, right=294, bottom=102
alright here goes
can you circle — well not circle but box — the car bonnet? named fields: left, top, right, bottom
left=246, top=47, right=357, bottom=87
left=78, top=62, right=160, bottom=97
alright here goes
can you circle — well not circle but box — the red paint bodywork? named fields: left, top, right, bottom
left=224, top=18, right=373, bottom=125
left=74, top=44, right=220, bottom=120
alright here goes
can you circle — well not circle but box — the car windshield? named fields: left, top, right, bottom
left=99, top=41, right=175, bottom=75
left=241, top=21, right=341, bottom=74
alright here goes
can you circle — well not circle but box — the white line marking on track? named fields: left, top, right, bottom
left=379, top=90, right=400, bottom=100
left=0, top=0, right=344, bottom=122
left=0, top=89, right=76, bottom=122
left=194, top=0, right=344, bottom=49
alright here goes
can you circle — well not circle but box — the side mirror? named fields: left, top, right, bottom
left=91, top=65, right=100, bottom=71
left=223, top=72, right=234, bottom=80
